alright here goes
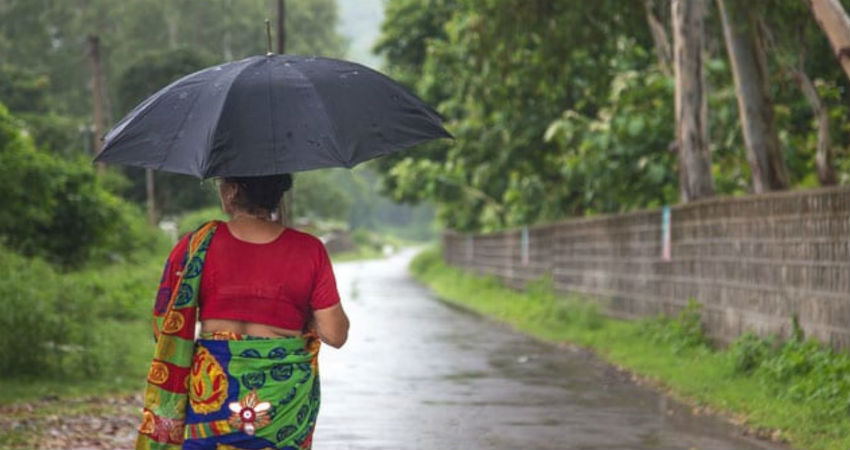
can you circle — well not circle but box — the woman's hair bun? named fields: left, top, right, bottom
left=224, top=174, right=293, bottom=214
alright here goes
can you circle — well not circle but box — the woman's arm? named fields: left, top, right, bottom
left=312, top=303, right=349, bottom=348
left=308, top=239, right=348, bottom=348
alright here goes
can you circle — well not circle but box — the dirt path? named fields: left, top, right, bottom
left=0, top=395, right=138, bottom=449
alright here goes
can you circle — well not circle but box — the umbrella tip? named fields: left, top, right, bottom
left=265, top=19, right=273, bottom=56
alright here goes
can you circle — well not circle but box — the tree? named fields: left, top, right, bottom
left=0, top=0, right=348, bottom=220
left=756, top=2, right=840, bottom=186
left=376, top=0, right=660, bottom=230
left=716, top=0, right=789, bottom=192
left=644, top=0, right=673, bottom=76
left=672, top=0, right=714, bottom=201
left=804, top=0, right=850, bottom=80
left=0, top=0, right=346, bottom=124
left=0, top=101, right=156, bottom=267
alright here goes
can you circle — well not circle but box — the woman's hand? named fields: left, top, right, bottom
left=312, top=303, right=349, bottom=348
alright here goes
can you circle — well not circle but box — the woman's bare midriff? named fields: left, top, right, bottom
left=201, top=319, right=302, bottom=338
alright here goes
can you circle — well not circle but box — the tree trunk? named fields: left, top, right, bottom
left=146, top=169, right=157, bottom=225
left=717, top=0, right=789, bottom=193
left=86, top=34, right=106, bottom=174
left=672, top=0, right=714, bottom=202
left=790, top=66, right=837, bottom=185
left=644, top=0, right=673, bottom=76
left=804, top=0, right=850, bottom=80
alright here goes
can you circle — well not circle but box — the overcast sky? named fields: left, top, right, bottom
left=336, top=0, right=384, bottom=68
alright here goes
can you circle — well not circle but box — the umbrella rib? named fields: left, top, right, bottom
left=290, top=66, right=348, bottom=167
left=199, top=59, right=259, bottom=177
left=155, top=84, right=209, bottom=174
left=267, top=59, right=278, bottom=174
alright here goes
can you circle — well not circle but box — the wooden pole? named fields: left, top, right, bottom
left=86, top=34, right=106, bottom=174
left=276, top=0, right=294, bottom=226
left=277, top=0, right=286, bottom=54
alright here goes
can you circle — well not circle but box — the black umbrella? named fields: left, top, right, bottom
left=95, top=55, right=451, bottom=178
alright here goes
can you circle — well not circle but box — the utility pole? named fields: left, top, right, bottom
left=86, top=34, right=106, bottom=174
left=276, top=0, right=294, bottom=226
left=277, top=0, right=286, bottom=53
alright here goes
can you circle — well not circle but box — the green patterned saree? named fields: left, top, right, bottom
left=137, top=221, right=321, bottom=450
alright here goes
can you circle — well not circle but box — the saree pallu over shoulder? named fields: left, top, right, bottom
left=138, top=220, right=220, bottom=450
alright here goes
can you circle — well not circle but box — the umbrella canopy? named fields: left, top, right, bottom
left=95, top=55, right=451, bottom=178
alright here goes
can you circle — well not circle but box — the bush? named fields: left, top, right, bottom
left=0, top=245, right=159, bottom=378
left=638, top=299, right=710, bottom=354
left=728, top=332, right=773, bottom=375
left=0, top=102, right=159, bottom=268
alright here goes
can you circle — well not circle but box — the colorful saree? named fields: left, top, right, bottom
left=137, top=221, right=322, bottom=450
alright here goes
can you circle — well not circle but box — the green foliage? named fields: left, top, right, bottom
left=0, top=0, right=346, bottom=118
left=292, top=170, right=357, bottom=222
left=411, top=246, right=605, bottom=332
left=524, top=276, right=603, bottom=330
left=638, top=299, right=711, bottom=354
left=376, top=0, right=669, bottom=231
left=0, top=63, right=50, bottom=114
left=0, top=246, right=159, bottom=379
left=117, top=48, right=216, bottom=115
left=115, top=48, right=220, bottom=217
left=373, top=0, right=457, bottom=90
left=727, top=329, right=850, bottom=421
left=377, top=0, right=850, bottom=232
left=0, top=103, right=160, bottom=267
left=0, top=0, right=351, bottom=222
left=0, top=63, right=88, bottom=155
left=544, top=51, right=679, bottom=214
left=728, top=332, right=773, bottom=374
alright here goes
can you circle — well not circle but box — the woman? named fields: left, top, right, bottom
left=137, top=174, right=349, bottom=450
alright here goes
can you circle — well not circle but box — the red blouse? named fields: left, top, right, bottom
left=155, top=222, right=340, bottom=330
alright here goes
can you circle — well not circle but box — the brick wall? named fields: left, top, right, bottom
left=443, top=187, right=850, bottom=347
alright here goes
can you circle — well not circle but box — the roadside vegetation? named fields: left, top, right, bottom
left=410, top=246, right=850, bottom=450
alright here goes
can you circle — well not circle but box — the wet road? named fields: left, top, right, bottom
left=315, top=250, right=781, bottom=450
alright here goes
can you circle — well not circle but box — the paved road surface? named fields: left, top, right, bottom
left=315, top=250, right=781, bottom=450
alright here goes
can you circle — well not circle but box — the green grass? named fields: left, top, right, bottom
left=0, top=249, right=161, bottom=406
left=410, top=246, right=850, bottom=450
left=0, top=250, right=159, bottom=447
left=330, top=245, right=385, bottom=263
left=0, top=320, right=152, bottom=405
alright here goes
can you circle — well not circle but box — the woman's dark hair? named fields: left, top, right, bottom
left=224, top=174, right=292, bottom=215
